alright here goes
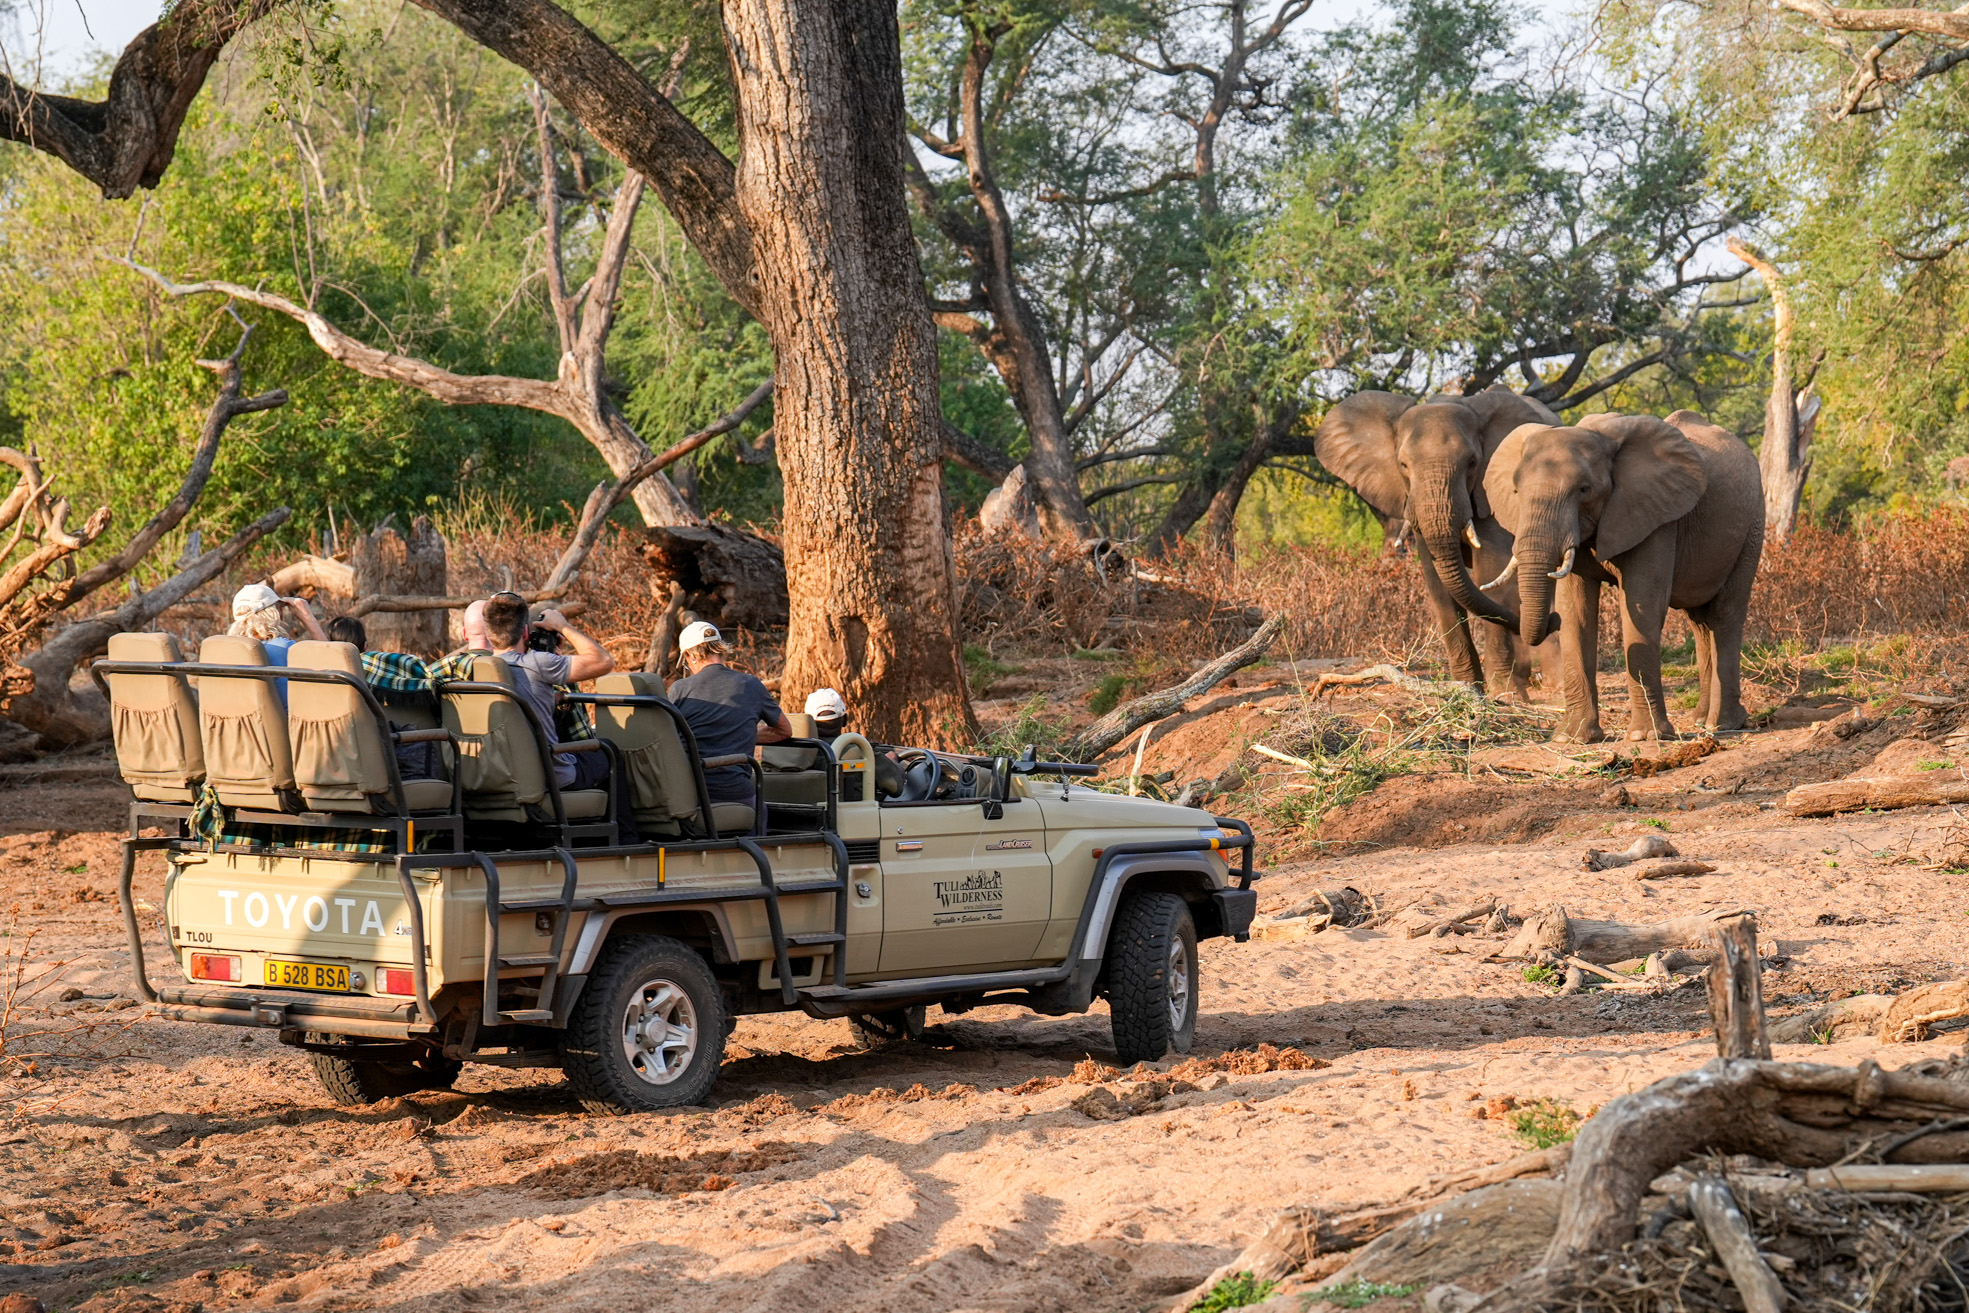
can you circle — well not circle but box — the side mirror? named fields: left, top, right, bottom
left=982, top=799, right=1004, bottom=821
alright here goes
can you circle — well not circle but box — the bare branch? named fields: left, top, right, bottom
left=1776, top=0, right=1969, bottom=43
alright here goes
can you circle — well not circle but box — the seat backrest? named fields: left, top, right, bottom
left=104, top=631, right=204, bottom=803
left=287, top=641, right=393, bottom=811
left=592, top=672, right=705, bottom=835
left=440, top=654, right=547, bottom=818
left=196, top=634, right=297, bottom=810
left=763, top=711, right=821, bottom=772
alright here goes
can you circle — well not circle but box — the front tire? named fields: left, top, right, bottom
left=559, top=934, right=726, bottom=1114
left=1105, top=890, right=1199, bottom=1065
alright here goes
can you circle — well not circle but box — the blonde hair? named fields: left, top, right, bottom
left=228, top=604, right=286, bottom=642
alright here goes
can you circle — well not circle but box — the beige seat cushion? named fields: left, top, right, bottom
left=402, top=778, right=454, bottom=812
left=287, top=640, right=396, bottom=813
left=105, top=632, right=204, bottom=803
left=197, top=635, right=296, bottom=811
left=711, top=802, right=755, bottom=836
left=562, top=789, right=609, bottom=820
left=442, top=655, right=548, bottom=821
left=593, top=672, right=706, bottom=834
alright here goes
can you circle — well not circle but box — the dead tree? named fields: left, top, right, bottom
left=1060, top=614, right=1285, bottom=761
left=3, top=325, right=290, bottom=746
left=1729, top=238, right=1822, bottom=545
left=109, top=83, right=752, bottom=532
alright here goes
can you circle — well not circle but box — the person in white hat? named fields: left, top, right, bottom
left=228, top=582, right=326, bottom=702
left=669, top=622, right=791, bottom=809
left=803, top=688, right=850, bottom=742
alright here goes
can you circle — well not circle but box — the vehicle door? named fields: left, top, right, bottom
left=878, top=788, right=1051, bottom=974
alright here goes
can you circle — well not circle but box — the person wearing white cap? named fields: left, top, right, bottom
left=803, top=688, right=849, bottom=741
left=228, top=582, right=326, bottom=703
left=669, top=622, right=791, bottom=808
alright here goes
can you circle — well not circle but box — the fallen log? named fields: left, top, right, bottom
left=1495, top=905, right=1754, bottom=966
left=1782, top=774, right=1969, bottom=816
left=1275, top=887, right=1375, bottom=930
left=1631, top=859, right=1716, bottom=880
left=643, top=521, right=788, bottom=631
left=1688, top=1175, right=1786, bottom=1313
left=1060, top=613, right=1284, bottom=761
left=1407, top=900, right=1498, bottom=940
left=1583, top=835, right=1677, bottom=870
left=1804, top=1163, right=1969, bottom=1192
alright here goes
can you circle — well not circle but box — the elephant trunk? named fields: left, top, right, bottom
left=1414, top=477, right=1516, bottom=627
left=1513, top=501, right=1578, bottom=646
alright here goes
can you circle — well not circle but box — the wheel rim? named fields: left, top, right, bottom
left=1166, top=935, right=1191, bottom=1031
left=620, top=977, right=698, bottom=1086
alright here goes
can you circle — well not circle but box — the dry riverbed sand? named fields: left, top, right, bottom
left=0, top=715, right=1962, bottom=1313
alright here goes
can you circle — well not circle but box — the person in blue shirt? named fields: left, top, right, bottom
left=668, top=622, right=791, bottom=809
left=228, top=582, right=325, bottom=703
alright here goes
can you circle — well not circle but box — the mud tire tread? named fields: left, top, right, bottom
left=310, top=1051, right=423, bottom=1106
left=559, top=934, right=725, bottom=1115
left=1106, top=890, right=1198, bottom=1065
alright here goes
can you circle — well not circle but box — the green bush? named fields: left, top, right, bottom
left=1313, top=1279, right=1422, bottom=1308
left=1195, top=1272, right=1278, bottom=1312
left=1508, top=1097, right=1583, bottom=1149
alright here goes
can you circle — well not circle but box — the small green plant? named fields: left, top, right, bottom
left=1194, top=1272, right=1278, bottom=1312
left=1088, top=672, right=1131, bottom=716
left=961, top=644, right=1018, bottom=686
left=62, top=863, right=87, bottom=874
left=1314, top=1280, right=1422, bottom=1308
left=1640, top=817, right=1669, bottom=830
left=976, top=696, right=1072, bottom=758
left=1070, top=647, right=1127, bottom=662
left=1508, top=1097, right=1583, bottom=1149
left=1521, top=964, right=1558, bottom=985
left=1918, top=760, right=1951, bottom=771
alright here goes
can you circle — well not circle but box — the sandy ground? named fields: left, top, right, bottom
left=0, top=706, right=1964, bottom=1313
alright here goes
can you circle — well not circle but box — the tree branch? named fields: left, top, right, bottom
left=1776, top=0, right=1969, bottom=42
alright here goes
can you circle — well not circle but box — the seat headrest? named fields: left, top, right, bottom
left=108, top=631, right=183, bottom=663
left=199, top=634, right=268, bottom=665
left=289, top=640, right=363, bottom=676
left=470, top=654, right=514, bottom=685
left=787, top=711, right=816, bottom=739
left=594, top=672, right=636, bottom=697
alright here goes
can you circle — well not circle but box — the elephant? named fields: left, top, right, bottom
left=1482, top=410, right=1764, bottom=742
left=1314, top=384, right=1560, bottom=696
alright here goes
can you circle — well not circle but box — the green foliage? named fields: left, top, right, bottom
left=1314, top=1280, right=1422, bottom=1308
left=1195, top=1272, right=1278, bottom=1313
left=1640, top=817, right=1670, bottom=830
left=975, top=695, right=1072, bottom=757
left=1507, top=1098, right=1584, bottom=1149
left=1521, top=964, right=1558, bottom=986
left=962, top=644, right=1019, bottom=687
left=1087, top=673, right=1130, bottom=717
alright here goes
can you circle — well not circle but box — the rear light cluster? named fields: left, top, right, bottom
left=189, top=953, right=240, bottom=983
left=378, top=968, right=417, bottom=997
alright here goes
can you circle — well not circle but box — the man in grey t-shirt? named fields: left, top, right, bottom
left=482, top=593, right=636, bottom=841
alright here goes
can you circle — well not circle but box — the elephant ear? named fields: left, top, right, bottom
left=1455, top=385, right=1562, bottom=460
left=1314, top=391, right=1415, bottom=519
left=1581, top=413, right=1708, bottom=560
left=1481, top=421, right=1552, bottom=536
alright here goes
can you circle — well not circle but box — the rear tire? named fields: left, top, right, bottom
left=309, top=1041, right=458, bottom=1106
left=559, top=934, right=725, bottom=1114
left=1105, top=890, right=1199, bottom=1065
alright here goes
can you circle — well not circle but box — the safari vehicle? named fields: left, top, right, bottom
left=95, top=633, right=1258, bottom=1113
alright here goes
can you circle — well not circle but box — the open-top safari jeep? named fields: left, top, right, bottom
left=95, top=633, right=1258, bottom=1112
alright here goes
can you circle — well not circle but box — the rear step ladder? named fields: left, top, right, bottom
left=477, top=849, right=579, bottom=1028
left=739, top=833, right=852, bottom=1005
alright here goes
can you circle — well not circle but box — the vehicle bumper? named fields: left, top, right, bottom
left=150, top=984, right=429, bottom=1040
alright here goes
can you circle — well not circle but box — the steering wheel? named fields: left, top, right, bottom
left=899, top=751, right=941, bottom=802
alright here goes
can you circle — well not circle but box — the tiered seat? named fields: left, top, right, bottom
left=196, top=634, right=300, bottom=812
left=102, top=632, right=204, bottom=811
left=760, top=711, right=830, bottom=829
left=286, top=641, right=455, bottom=817
left=587, top=673, right=755, bottom=838
left=439, top=655, right=614, bottom=843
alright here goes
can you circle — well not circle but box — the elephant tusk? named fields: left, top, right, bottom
left=1547, top=546, right=1576, bottom=580
left=1463, top=523, right=1482, bottom=551
left=1481, top=555, right=1518, bottom=591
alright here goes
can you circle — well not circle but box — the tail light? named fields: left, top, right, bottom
left=379, top=968, right=416, bottom=996
left=189, top=953, right=240, bottom=983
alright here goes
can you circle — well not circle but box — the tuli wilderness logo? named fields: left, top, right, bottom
left=932, top=870, right=1004, bottom=925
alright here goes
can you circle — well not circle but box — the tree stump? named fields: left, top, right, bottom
left=643, top=523, right=788, bottom=631
left=353, top=518, right=447, bottom=655
left=1706, top=915, right=1771, bottom=1060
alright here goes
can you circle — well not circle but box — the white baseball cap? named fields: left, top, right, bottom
left=804, top=688, right=848, bottom=722
left=679, top=621, right=724, bottom=653
left=232, top=583, right=280, bottom=618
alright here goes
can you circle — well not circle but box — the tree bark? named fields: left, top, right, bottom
left=1705, top=915, right=1772, bottom=1060
left=350, top=517, right=448, bottom=655
left=1729, top=239, right=1815, bottom=544
left=723, top=0, right=975, bottom=745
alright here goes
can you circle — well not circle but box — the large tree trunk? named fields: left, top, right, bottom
left=723, top=0, right=975, bottom=745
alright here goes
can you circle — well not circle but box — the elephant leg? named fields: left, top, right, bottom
left=1554, top=573, right=1604, bottom=742
left=1503, top=630, right=1534, bottom=701
left=1614, top=544, right=1677, bottom=741
left=1691, top=622, right=1718, bottom=728
left=1690, top=543, right=1760, bottom=731
left=1478, top=621, right=1526, bottom=699
left=1533, top=633, right=1563, bottom=703
left=1418, top=547, right=1484, bottom=689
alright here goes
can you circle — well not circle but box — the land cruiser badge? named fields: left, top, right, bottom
left=932, top=870, right=1004, bottom=925
left=984, top=839, right=1031, bottom=851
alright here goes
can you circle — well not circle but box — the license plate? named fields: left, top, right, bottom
left=263, top=959, right=349, bottom=992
